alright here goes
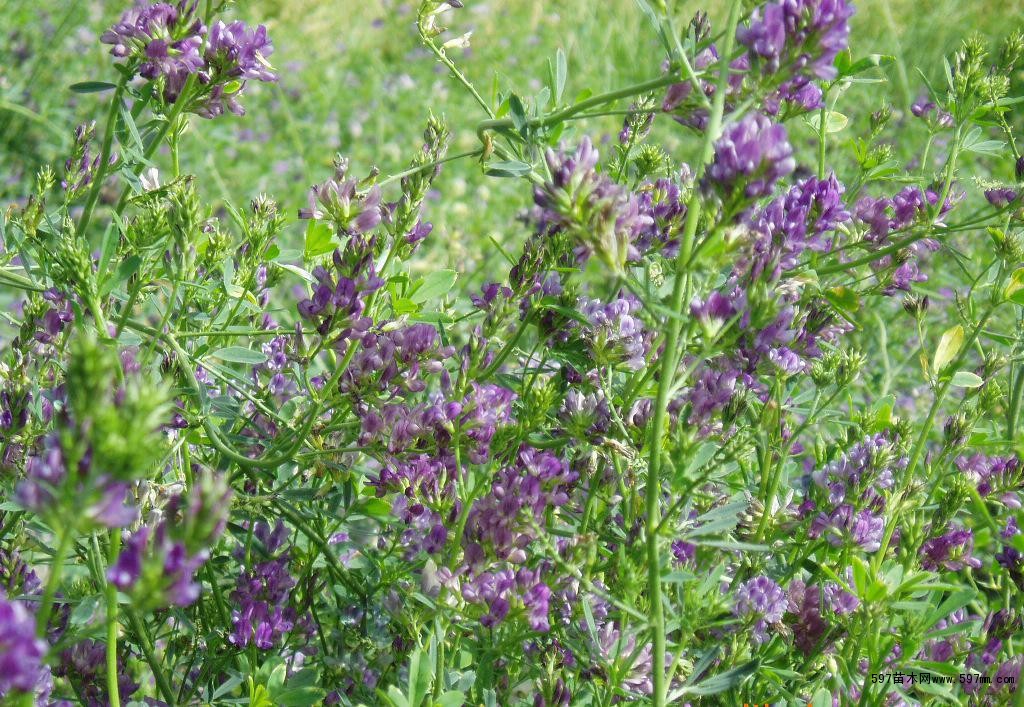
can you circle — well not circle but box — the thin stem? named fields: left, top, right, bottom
left=36, top=527, right=73, bottom=634
left=106, top=529, right=123, bottom=707
left=124, top=606, right=177, bottom=706
left=77, top=79, right=127, bottom=238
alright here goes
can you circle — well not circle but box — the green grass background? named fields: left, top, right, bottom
left=2, top=0, right=1022, bottom=276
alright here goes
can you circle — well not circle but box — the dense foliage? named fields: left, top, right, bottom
left=1, top=0, right=1024, bottom=705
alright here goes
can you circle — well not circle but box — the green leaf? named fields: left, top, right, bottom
left=812, top=688, right=834, bottom=707
left=484, top=160, right=532, bottom=177
left=304, top=220, right=336, bottom=260
left=435, top=692, right=467, bottom=707
left=509, top=94, right=528, bottom=133
left=676, top=660, right=759, bottom=696
left=209, top=346, right=269, bottom=365
left=933, top=325, right=964, bottom=373
left=950, top=371, right=984, bottom=388
left=70, top=81, right=117, bottom=93
left=1004, top=267, right=1024, bottom=300
left=805, top=110, right=849, bottom=134
left=838, top=53, right=895, bottom=78
left=555, top=48, right=567, bottom=104
left=412, top=269, right=458, bottom=303
left=923, top=588, right=976, bottom=629
left=824, top=285, right=860, bottom=314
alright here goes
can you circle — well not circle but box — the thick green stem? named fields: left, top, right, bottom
left=645, top=2, right=742, bottom=703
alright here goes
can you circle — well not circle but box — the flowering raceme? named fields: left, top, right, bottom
left=4, top=0, right=1024, bottom=703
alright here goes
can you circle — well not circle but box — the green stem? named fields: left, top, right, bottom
left=475, top=73, right=685, bottom=147
left=36, top=527, right=73, bottom=634
left=124, top=606, right=177, bottom=706
left=77, top=79, right=127, bottom=238
left=644, top=2, right=742, bottom=704
left=106, top=529, right=123, bottom=707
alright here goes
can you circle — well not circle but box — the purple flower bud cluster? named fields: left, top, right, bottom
left=733, top=575, right=787, bottom=643
left=16, top=434, right=138, bottom=528
left=919, top=524, right=982, bottom=572
left=299, top=161, right=384, bottom=236
left=534, top=137, right=653, bottom=269
left=805, top=434, right=902, bottom=552
left=737, top=0, right=856, bottom=82
left=0, top=592, right=51, bottom=701
left=575, top=294, right=649, bottom=370
left=101, top=1, right=276, bottom=115
left=464, top=447, right=577, bottom=565
left=706, top=114, right=795, bottom=199
left=32, top=290, right=74, bottom=348
left=910, top=96, right=954, bottom=127
left=985, top=187, right=1020, bottom=208
left=62, top=122, right=118, bottom=198
left=957, top=453, right=1023, bottom=508
left=229, top=521, right=310, bottom=650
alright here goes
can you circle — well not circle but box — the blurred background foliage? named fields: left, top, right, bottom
left=2, top=0, right=1023, bottom=279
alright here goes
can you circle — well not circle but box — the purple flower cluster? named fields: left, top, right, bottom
left=745, top=173, right=851, bottom=281
left=919, top=525, right=982, bottom=572
left=101, top=1, right=276, bottom=115
left=737, top=0, right=855, bottom=82
left=16, top=434, right=138, bottom=528
left=299, top=161, right=384, bottom=236
left=806, top=433, right=901, bottom=552
left=534, top=137, right=652, bottom=269
left=706, top=114, right=795, bottom=199
left=461, top=566, right=552, bottom=631
left=957, top=453, right=1023, bottom=508
left=464, top=447, right=577, bottom=565
left=229, top=521, right=309, bottom=650
left=56, top=639, right=139, bottom=706
left=297, top=248, right=384, bottom=339
left=342, top=323, right=455, bottom=396
left=0, top=592, right=50, bottom=701
left=852, top=185, right=959, bottom=293
left=576, top=294, right=649, bottom=370
left=108, top=476, right=230, bottom=607
left=733, top=575, right=787, bottom=643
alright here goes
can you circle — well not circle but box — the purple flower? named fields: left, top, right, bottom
left=101, top=1, right=206, bottom=102
left=576, top=294, right=649, bottom=370
left=985, top=187, right=1019, bottom=208
left=957, top=453, right=1023, bottom=508
left=0, top=592, right=50, bottom=699
left=920, top=525, right=982, bottom=571
left=822, top=582, right=860, bottom=615
left=787, top=580, right=828, bottom=655
left=706, top=115, right=795, bottom=199
left=733, top=575, right=786, bottom=643
left=533, top=137, right=653, bottom=270
left=57, top=639, right=138, bottom=706
left=737, top=0, right=855, bottom=81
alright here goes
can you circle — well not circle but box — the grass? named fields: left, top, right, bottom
left=1, top=0, right=1022, bottom=281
